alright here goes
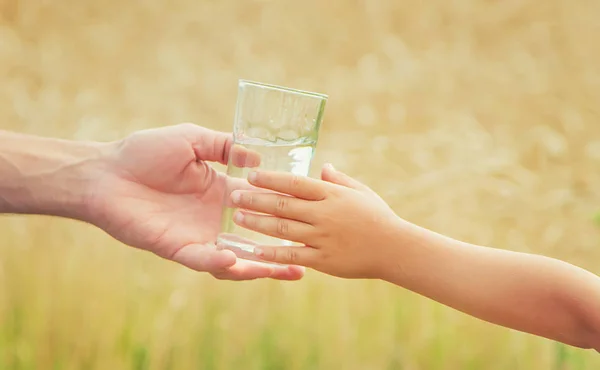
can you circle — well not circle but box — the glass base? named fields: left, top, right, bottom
left=216, top=233, right=285, bottom=266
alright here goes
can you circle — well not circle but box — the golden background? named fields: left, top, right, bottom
left=1, top=0, right=600, bottom=369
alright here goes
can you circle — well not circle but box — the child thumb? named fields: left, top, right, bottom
left=321, top=163, right=368, bottom=190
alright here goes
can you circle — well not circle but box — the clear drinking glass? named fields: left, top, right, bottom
left=216, top=79, right=328, bottom=263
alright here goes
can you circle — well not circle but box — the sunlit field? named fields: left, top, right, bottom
left=1, top=1, right=600, bottom=369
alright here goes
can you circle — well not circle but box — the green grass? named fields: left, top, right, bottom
left=0, top=227, right=599, bottom=370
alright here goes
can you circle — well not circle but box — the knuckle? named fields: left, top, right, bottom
left=270, top=247, right=277, bottom=261
left=286, top=248, right=299, bottom=264
left=244, top=193, right=253, bottom=206
left=276, top=218, right=289, bottom=236
left=275, top=196, right=288, bottom=214
left=289, top=175, right=301, bottom=189
left=313, top=227, right=326, bottom=240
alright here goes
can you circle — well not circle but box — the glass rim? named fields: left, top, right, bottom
left=238, top=79, right=328, bottom=100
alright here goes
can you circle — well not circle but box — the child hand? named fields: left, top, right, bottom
left=229, top=164, right=405, bottom=279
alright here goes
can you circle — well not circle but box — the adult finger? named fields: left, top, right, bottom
left=169, top=243, right=237, bottom=272
left=254, top=245, right=319, bottom=266
left=228, top=143, right=262, bottom=168
left=272, top=265, right=306, bottom=280
left=233, top=210, right=315, bottom=244
left=248, top=170, right=327, bottom=200
left=212, top=261, right=305, bottom=281
left=169, top=243, right=305, bottom=281
left=230, top=190, right=314, bottom=223
left=221, top=175, right=264, bottom=208
left=182, top=123, right=260, bottom=167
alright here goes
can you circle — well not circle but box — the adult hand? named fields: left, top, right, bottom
left=86, top=123, right=304, bottom=280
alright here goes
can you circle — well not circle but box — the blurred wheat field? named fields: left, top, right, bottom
left=1, top=0, right=600, bottom=369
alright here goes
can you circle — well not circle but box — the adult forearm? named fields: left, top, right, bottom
left=381, top=222, right=600, bottom=350
left=0, top=130, right=109, bottom=221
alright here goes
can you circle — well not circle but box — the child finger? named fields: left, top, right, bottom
left=254, top=245, right=319, bottom=266
left=233, top=210, right=315, bottom=244
left=231, top=191, right=314, bottom=223
left=247, top=170, right=327, bottom=201
left=221, top=178, right=262, bottom=208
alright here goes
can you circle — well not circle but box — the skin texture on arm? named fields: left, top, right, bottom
left=0, top=129, right=107, bottom=219
left=228, top=164, right=600, bottom=351
left=0, top=124, right=304, bottom=281
left=381, top=224, right=600, bottom=352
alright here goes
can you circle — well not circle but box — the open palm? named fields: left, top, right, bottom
left=88, top=123, right=303, bottom=281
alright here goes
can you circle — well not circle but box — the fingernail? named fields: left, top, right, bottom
left=234, top=212, right=244, bottom=223
left=325, top=163, right=336, bottom=171
left=248, top=171, right=258, bottom=183
left=231, top=191, right=241, bottom=204
left=254, top=247, right=264, bottom=257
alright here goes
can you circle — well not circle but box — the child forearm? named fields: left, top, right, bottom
left=381, top=221, right=600, bottom=351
